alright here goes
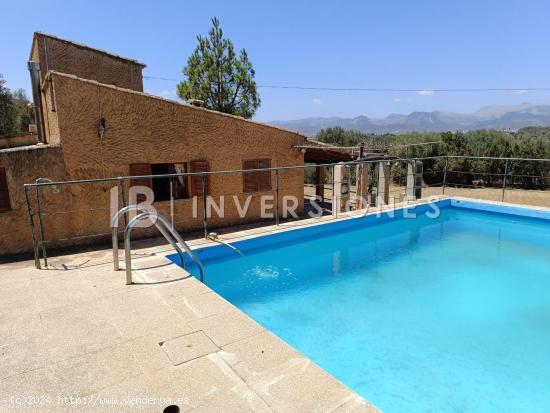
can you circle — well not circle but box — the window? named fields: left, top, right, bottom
left=129, top=163, right=190, bottom=202
left=151, top=163, right=190, bottom=201
left=242, top=159, right=271, bottom=193
left=0, top=168, right=11, bottom=212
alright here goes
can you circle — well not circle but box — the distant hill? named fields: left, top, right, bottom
left=270, top=103, right=550, bottom=135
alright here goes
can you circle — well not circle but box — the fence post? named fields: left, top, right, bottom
left=502, top=159, right=510, bottom=202
left=201, top=174, right=208, bottom=238
left=169, top=179, right=174, bottom=230
left=24, top=186, right=41, bottom=269
left=118, top=178, right=127, bottom=227
left=275, top=168, right=280, bottom=226
left=332, top=164, right=337, bottom=218
left=442, top=156, right=448, bottom=195
left=35, top=184, right=48, bottom=268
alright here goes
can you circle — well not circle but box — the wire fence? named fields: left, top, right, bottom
left=23, top=155, right=550, bottom=269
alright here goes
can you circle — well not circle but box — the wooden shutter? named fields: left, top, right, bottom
left=243, top=159, right=272, bottom=193
left=243, top=160, right=258, bottom=193
left=129, top=163, right=152, bottom=203
left=258, top=159, right=272, bottom=191
left=190, top=160, right=209, bottom=197
left=0, top=168, right=11, bottom=212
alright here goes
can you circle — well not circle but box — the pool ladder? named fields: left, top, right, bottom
left=112, top=206, right=205, bottom=284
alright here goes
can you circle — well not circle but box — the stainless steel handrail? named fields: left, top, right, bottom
left=124, top=211, right=206, bottom=285
left=112, top=205, right=184, bottom=271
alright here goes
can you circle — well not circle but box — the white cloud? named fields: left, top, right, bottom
left=418, top=89, right=435, bottom=96
left=393, top=98, right=402, bottom=102
left=312, top=97, right=323, bottom=105
left=511, top=89, right=528, bottom=95
left=161, top=90, right=173, bottom=96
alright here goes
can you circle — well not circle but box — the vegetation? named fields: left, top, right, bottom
left=315, top=127, right=550, bottom=189
left=0, top=73, right=34, bottom=137
left=177, top=17, right=261, bottom=119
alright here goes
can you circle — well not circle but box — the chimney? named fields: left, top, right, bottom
left=27, top=61, right=45, bottom=143
left=187, top=99, right=205, bottom=108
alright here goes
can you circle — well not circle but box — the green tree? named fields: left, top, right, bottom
left=0, top=73, right=19, bottom=136
left=11, top=88, right=34, bottom=133
left=177, top=17, right=260, bottom=118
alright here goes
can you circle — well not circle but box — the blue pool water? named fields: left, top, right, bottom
left=169, top=201, right=550, bottom=413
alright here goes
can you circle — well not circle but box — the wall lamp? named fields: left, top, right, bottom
left=98, top=117, right=106, bottom=139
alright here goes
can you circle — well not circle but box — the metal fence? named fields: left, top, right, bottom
left=23, top=155, right=550, bottom=269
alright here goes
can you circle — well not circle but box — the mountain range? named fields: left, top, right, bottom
left=270, top=103, right=550, bottom=135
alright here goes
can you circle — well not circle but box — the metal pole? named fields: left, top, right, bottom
left=376, top=161, right=381, bottom=207
left=169, top=179, right=174, bottom=230
left=118, top=178, right=127, bottom=227
left=24, top=186, right=41, bottom=269
left=27, top=62, right=45, bottom=143
left=332, top=164, right=337, bottom=218
left=201, top=174, right=208, bottom=238
left=35, top=185, right=48, bottom=267
left=275, top=168, right=280, bottom=226
left=502, top=159, right=510, bottom=202
left=442, top=156, right=448, bottom=195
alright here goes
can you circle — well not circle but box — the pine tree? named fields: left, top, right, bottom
left=177, top=17, right=261, bottom=118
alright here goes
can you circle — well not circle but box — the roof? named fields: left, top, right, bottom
left=44, top=71, right=310, bottom=140
left=296, top=138, right=393, bottom=163
left=31, top=32, right=147, bottom=68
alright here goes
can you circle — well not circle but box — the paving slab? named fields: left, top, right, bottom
left=0, top=343, right=142, bottom=412
left=125, top=334, right=174, bottom=375
left=219, top=330, right=303, bottom=380
left=244, top=357, right=364, bottom=413
left=38, top=300, right=124, bottom=362
left=101, top=288, right=193, bottom=340
left=164, top=290, right=237, bottom=322
left=189, top=310, right=265, bottom=347
left=31, top=272, right=97, bottom=311
left=160, top=331, right=219, bottom=365
left=0, top=312, right=43, bottom=347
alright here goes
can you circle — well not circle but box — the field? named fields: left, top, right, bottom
left=304, top=184, right=550, bottom=209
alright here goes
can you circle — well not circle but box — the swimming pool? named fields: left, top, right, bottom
left=168, top=199, right=550, bottom=413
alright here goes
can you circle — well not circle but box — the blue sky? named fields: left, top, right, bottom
left=2, top=0, right=550, bottom=121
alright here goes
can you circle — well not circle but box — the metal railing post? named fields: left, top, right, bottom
left=24, top=186, right=41, bottom=269
left=169, top=179, right=174, bottom=230
left=332, top=164, right=337, bottom=218
left=34, top=184, right=48, bottom=267
left=201, top=174, right=208, bottom=238
left=275, top=167, right=280, bottom=226
left=118, top=178, right=127, bottom=227
left=502, top=159, right=510, bottom=202
left=442, top=156, right=448, bottom=195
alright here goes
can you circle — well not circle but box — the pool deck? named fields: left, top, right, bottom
left=2, top=196, right=548, bottom=412
left=0, top=212, right=387, bottom=412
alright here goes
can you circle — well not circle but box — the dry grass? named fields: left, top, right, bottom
left=304, top=184, right=550, bottom=209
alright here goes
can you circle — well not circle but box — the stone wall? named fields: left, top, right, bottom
left=31, top=33, right=145, bottom=92
left=0, top=71, right=305, bottom=257
left=0, top=145, right=68, bottom=257
left=0, top=134, right=38, bottom=149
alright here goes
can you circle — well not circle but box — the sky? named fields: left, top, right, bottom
left=2, top=0, right=550, bottom=122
